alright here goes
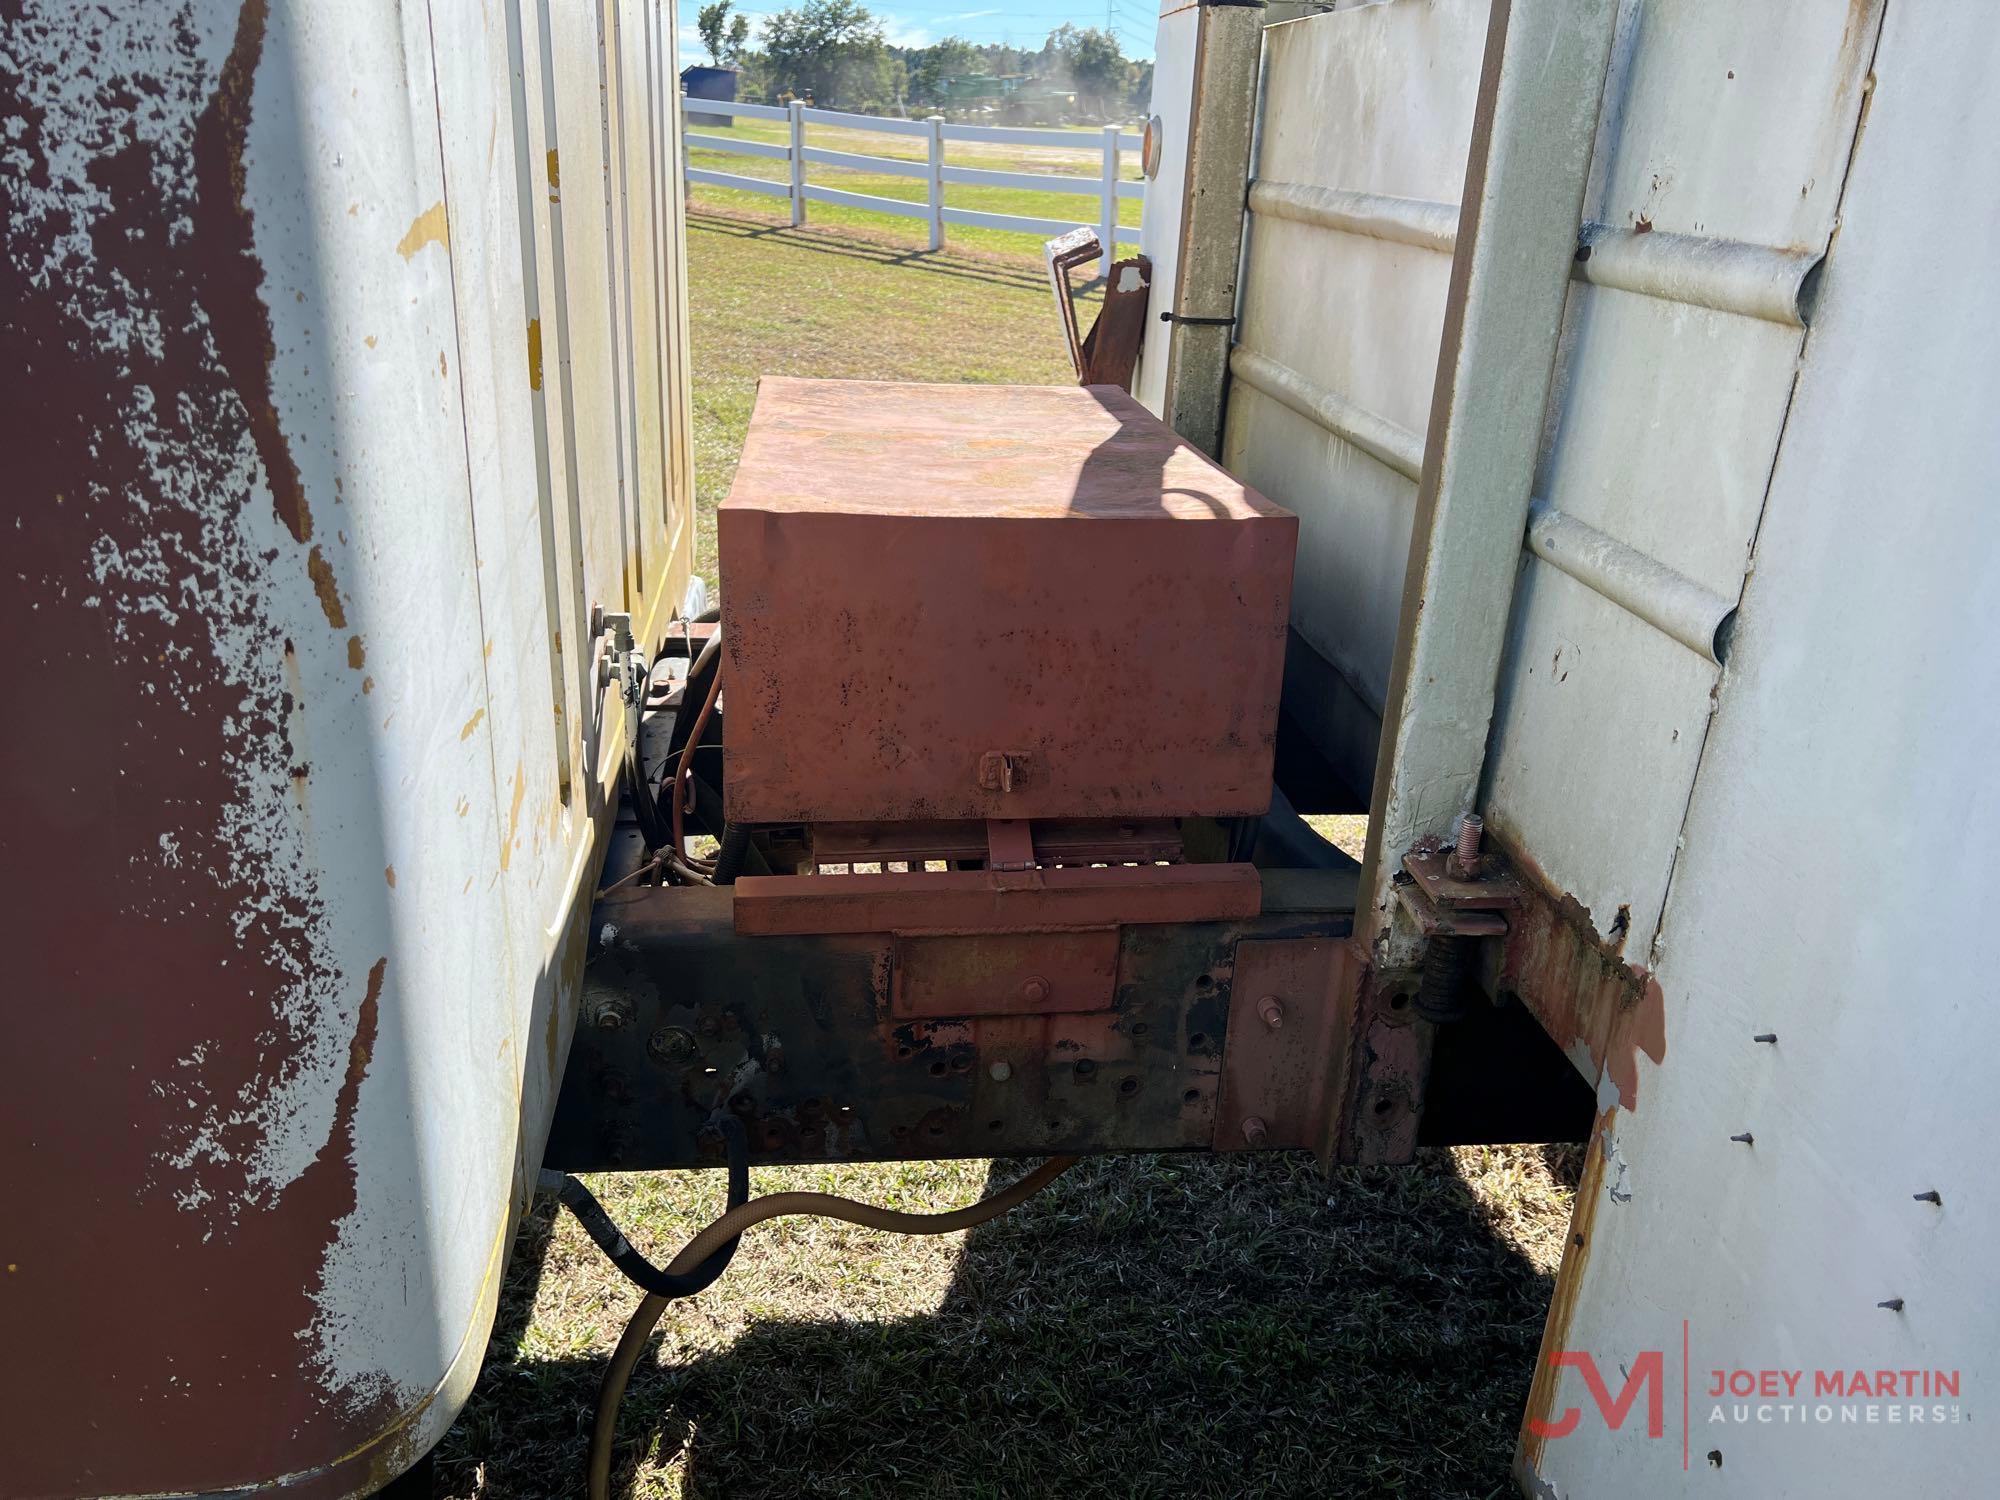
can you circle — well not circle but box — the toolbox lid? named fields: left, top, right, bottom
left=723, top=377, right=1292, bottom=523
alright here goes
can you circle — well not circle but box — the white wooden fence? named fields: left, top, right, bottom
left=682, top=99, right=1144, bottom=260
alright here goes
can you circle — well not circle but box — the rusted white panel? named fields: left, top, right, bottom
left=1524, top=4, right=2000, bottom=1490
left=0, top=0, right=690, bottom=1491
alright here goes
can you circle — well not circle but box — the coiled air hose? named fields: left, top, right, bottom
left=579, top=1152, right=1079, bottom=1499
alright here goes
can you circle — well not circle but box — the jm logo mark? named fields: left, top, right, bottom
left=1529, top=1351, right=1667, bottom=1439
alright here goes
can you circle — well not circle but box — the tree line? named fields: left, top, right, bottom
left=695, top=0, right=1152, bottom=120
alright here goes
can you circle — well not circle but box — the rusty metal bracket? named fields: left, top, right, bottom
left=1044, top=227, right=1100, bottom=379
left=1401, top=845, right=1526, bottom=911
left=1214, top=938, right=1354, bottom=1152
left=985, top=818, right=1036, bottom=872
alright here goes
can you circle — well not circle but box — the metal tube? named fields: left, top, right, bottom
left=1246, top=180, right=1459, bottom=255
left=1228, top=346, right=1426, bottom=482
left=1524, top=501, right=1738, bottom=666
left=1246, top=180, right=1823, bottom=327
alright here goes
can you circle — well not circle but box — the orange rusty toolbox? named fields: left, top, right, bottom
left=719, top=378, right=1299, bottom=825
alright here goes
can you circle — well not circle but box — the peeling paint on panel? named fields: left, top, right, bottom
left=308, top=542, right=347, bottom=627
left=395, top=198, right=449, bottom=259
left=1, top=0, right=417, bottom=1484
left=500, top=761, right=526, bottom=870
left=1500, top=836, right=1668, bottom=1111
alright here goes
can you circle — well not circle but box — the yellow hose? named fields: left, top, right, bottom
left=587, top=1155, right=1078, bottom=1499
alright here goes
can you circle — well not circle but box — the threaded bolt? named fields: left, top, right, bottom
left=1240, top=1116, right=1269, bottom=1148
left=1257, top=994, right=1284, bottom=1030
left=1453, top=813, right=1484, bottom=877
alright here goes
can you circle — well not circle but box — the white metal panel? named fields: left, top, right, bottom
left=1223, top=3, right=1486, bottom=794
left=1131, top=1, right=1200, bottom=416
left=1483, top=0, right=1883, bottom=949
left=546, top=0, right=634, bottom=631
left=1524, top=5, right=2000, bottom=1491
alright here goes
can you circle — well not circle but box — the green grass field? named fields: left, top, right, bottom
left=431, top=211, right=1576, bottom=1499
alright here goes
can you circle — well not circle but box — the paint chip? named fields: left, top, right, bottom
left=395, top=200, right=449, bottom=259
left=460, top=708, right=485, bottom=740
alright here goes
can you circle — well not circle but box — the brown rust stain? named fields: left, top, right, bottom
left=1, top=0, right=400, bottom=1473
left=306, top=545, right=345, bottom=629
left=191, top=0, right=313, bottom=550
left=345, top=634, right=364, bottom=669
left=545, top=148, right=560, bottom=189
left=499, top=760, right=526, bottom=871
left=1516, top=1107, right=1614, bottom=1481
left=526, top=316, right=543, bottom=390
left=395, top=200, right=449, bottom=260
left=1499, top=835, right=1668, bottom=1111
left=384, top=865, right=395, bottom=889
left=459, top=708, right=485, bottom=741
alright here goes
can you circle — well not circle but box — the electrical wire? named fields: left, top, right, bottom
left=587, top=1155, right=1079, bottom=1499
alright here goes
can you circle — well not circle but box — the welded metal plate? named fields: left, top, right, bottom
left=1213, top=938, right=1356, bottom=1152
left=892, top=929, right=1121, bottom=1017
left=720, top=378, right=1297, bottom=824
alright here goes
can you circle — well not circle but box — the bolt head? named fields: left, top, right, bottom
left=1257, top=994, right=1284, bottom=1029
left=590, top=997, right=635, bottom=1031
left=989, top=1060, right=1012, bottom=1082
left=1240, top=1116, right=1269, bottom=1147
left=647, top=1026, right=696, bottom=1064
left=1021, top=975, right=1050, bottom=1004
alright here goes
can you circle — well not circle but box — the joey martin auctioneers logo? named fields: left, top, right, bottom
left=1529, top=1324, right=1966, bottom=1468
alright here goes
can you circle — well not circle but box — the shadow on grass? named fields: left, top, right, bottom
left=687, top=208, right=1094, bottom=298
left=438, top=1149, right=1567, bottom=1499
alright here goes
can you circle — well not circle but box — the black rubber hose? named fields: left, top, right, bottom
left=710, top=823, right=753, bottom=886
left=544, top=1115, right=750, bottom=1299
left=623, top=758, right=670, bottom=853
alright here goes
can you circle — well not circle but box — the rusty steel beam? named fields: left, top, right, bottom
left=547, top=868, right=1363, bottom=1172
left=732, top=862, right=1263, bottom=937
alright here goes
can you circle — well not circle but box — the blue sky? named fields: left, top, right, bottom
left=677, top=2, right=1158, bottom=68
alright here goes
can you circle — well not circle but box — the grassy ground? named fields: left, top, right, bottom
left=431, top=211, right=1576, bottom=1499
